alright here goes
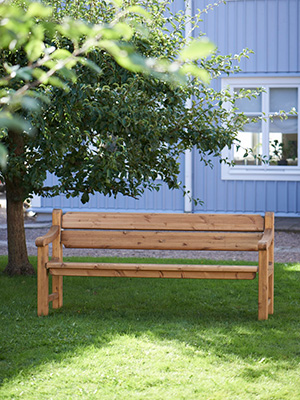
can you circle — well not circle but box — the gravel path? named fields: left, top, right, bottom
left=1, top=219, right=299, bottom=263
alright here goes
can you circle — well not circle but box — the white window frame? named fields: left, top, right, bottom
left=221, top=76, right=300, bottom=181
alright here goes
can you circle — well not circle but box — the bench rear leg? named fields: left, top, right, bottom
left=37, top=246, right=49, bottom=316
left=268, top=272, right=274, bottom=315
left=52, top=209, right=63, bottom=310
left=258, top=249, right=269, bottom=320
left=52, top=276, right=63, bottom=309
left=268, top=241, right=274, bottom=315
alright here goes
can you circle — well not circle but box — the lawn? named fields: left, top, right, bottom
left=0, top=255, right=299, bottom=399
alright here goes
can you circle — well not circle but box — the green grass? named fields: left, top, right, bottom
left=0, top=255, right=300, bottom=399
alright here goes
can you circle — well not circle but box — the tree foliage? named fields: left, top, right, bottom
left=0, top=0, right=252, bottom=275
left=1, top=0, right=251, bottom=204
left=0, top=0, right=226, bottom=201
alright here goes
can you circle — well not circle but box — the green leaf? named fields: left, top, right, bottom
left=126, top=6, right=151, bottom=20
left=51, top=49, right=76, bottom=69
left=47, top=76, right=70, bottom=92
left=78, top=58, right=102, bottom=74
left=180, top=64, right=211, bottom=84
left=20, top=96, right=40, bottom=111
left=57, top=67, right=77, bottom=83
left=51, top=49, right=72, bottom=60
left=15, top=67, right=33, bottom=81
left=179, top=39, right=216, bottom=61
left=25, top=39, right=45, bottom=62
left=26, top=3, right=52, bottom=18
left=110, top=0, right=123, bottom=6
left=81, top=192, right=89, bottom=204
left=113, top=22, right=133, bottom=40
left=32, top=68, right=48, bottom=82
left=0, top=144, right=8, bottom=169
left=0, top=112, right=31, bottom=133
left=43, top=60, right=56, bottom=70
left=32, top=24, right=45, bottom=41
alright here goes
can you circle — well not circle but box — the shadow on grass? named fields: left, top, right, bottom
left=0, top=255, right=300, bottom=387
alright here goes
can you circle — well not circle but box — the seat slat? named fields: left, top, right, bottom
left=61, top=230, right=263, bottom=251
left=47, top=261, right=258, bottom=273
left=62, top=212, right=264, bottom=232
left=47, top=262, right=257, bottom=280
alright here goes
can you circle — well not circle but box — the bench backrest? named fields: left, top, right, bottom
left=58, top=211, right=269, bottom=252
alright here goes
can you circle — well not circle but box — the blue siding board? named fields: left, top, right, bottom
left=255, top=181, right=266, bottom=213
left=265, top=182, right=276, bottom=212
left=234, top=181, right=243, bottom=212
left=215, top=160, right=227, bottom=211
left=244, top=181, right=254, bottom=212
left=267, top=1, right=278, bottom=72
left=289, top=0, right=298, bottom=72
left=245, top=0, right=257, bottom=72
left=227, top=3, right=236, bottom=57
left=298, top=0, right=300, bottom=72
left=297, top=184, right=300, bottom=214
left=226, top=180, right=236, bottom=212
left=218, top=3, right=227, bottom=56
left=288, top=182, right=297, bottom=213
left=236, top=1, right=247, bottom=72
left=205, top=162, right=217, bottom=211
left=278, top=1, right=289, bottom=72
left=256, top=1, right=267, bottom=73
left=277, top=182, right=287, bottom=213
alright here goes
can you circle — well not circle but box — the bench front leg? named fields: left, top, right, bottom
left=37, top=245, right=49, bottom=316
left=258, top=249, right=269, bottom=320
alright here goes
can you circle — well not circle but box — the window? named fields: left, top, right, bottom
left=221, top=77, right=300, bottom=181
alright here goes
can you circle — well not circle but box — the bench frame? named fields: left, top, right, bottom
left=36, top=210, right=274, bottom=320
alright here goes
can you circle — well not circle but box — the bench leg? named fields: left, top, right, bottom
left=258, top=249, right=269, bottom=320
left=268, top=241, right=274, bottom=315
left=37, top=246, right=49, bottom=316
left=268, top=272, right=274, bottom=315
left=51, top=209, right=63, bottom=310
left=52, top=276, right=63, bottom=309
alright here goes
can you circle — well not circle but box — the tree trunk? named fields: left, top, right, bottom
left=4, top=190, right=35, bottom=276
left=3, top=128, right=35, bottom=276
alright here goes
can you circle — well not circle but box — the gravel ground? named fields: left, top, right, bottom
left=0, top=209, right=299, bottom=263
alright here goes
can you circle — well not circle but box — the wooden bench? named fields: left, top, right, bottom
left=36, top=210, right=274, bottom=320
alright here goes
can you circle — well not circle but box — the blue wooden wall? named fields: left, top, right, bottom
left=39, top=0, right=300, bottom=216
left=193, top=0, right=300, bottom=216
left=41, top=155, right=185, bottom=213
left=196, top=0, right=300, bottom=74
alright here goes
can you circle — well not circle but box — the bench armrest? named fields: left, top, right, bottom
left=35, top=225, right=60, bottom=247
left=258, top=229, right=274, bottom=250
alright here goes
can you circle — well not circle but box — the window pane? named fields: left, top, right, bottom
left=234, top=89, right=262, bottom=113
left=234, top=120, right=262, bottom=165
left=269, top=116, right=297, bottom=134
left=270, top=88, right=298, bottom=113
left=269, top=117, right=298, bottom=166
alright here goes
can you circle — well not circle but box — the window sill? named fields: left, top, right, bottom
left=221, top=164, right=300, bottom=181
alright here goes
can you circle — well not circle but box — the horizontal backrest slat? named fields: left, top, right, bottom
left=61, top=212, right=265, bottom=232
left=61, top=231, right=263, bottom=251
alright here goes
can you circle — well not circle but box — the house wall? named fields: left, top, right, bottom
left=40, top=155, right=186, bottom=213
left=38, top=0, right=300, bottom=216
left=193, top=0, right=300, bottom=216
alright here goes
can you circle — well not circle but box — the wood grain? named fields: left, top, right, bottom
left=61, top=230, right=263, bottom=251
left=62, top=212, right=264, bottom=232
left=48, top=262, right=257, bottom=280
